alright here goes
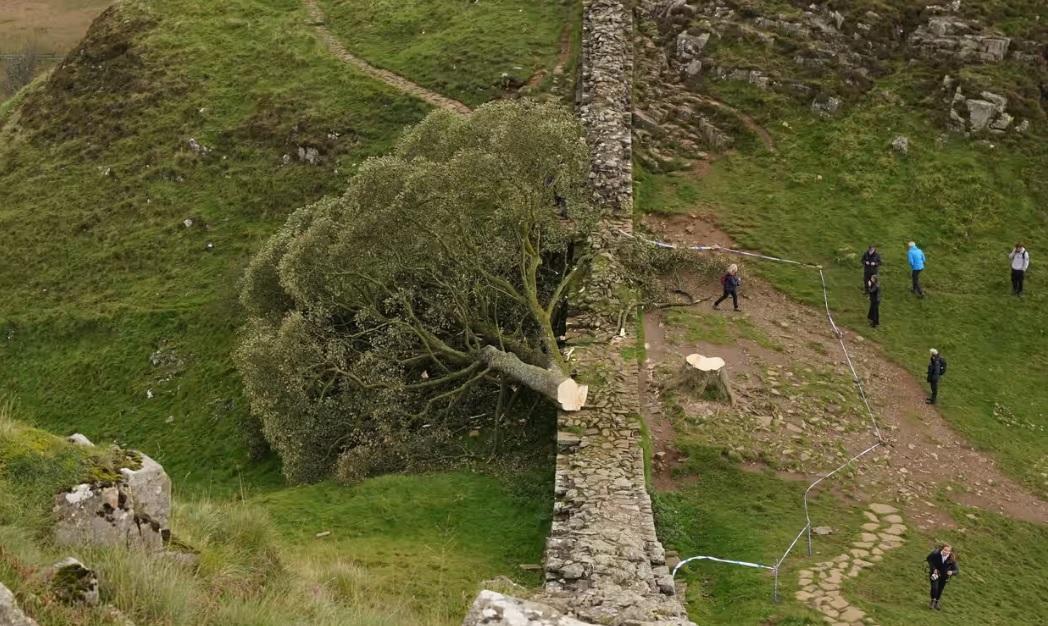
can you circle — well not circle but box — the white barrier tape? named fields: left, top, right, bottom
left=672, top=555, right=776, bottom=579
left=624, top=229, right=894, bottom=594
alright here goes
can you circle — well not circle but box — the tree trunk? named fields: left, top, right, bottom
left=479, top=345, right=587, bottom=411
left=674, top=354, right=735, bottom=405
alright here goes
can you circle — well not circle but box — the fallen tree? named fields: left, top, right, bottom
left=236, top=100, right=599, bottom=482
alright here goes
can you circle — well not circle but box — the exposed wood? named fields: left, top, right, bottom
left=674, top=353, right=735, bottom=405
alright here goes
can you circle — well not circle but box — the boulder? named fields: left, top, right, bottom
left=48, top=558, right=99, bottom=606
left=965, top=99, right=996, bottom=131
left=53, top=452, right=171, bottom=551
left=0, top=583, right=38, bottom=626
left=675, top=32, right=710, bottom=61
left=890, top=136, right=909, bottom=154
left=66, top=433, right=93, bottom=447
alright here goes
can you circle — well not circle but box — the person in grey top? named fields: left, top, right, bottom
left=1009, top=242, right=1030, bottom=296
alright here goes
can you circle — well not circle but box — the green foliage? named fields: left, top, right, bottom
left=237, top=100, right=595, bottom=482
left=317, top=0, right=573, bottom=106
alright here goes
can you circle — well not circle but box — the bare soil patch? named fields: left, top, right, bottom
left=640, top=214, right=1048, bottom=529
left=0, top=1, right=110, bottom=53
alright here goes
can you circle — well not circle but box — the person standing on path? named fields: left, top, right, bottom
left=926, top=348, right=946, bottom=405
left=862, top=245, right=881, bottom=293
left=867, top=275, right=880, bottom=328
left=1009, top=242, right=1030, bottom=296
left=926, top=544, right=959, bottom=610
left=713, top=264, right=742, bottom=312
left=908, top=241, right=926, bottom=297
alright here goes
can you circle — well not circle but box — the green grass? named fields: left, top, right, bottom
left=846, top=502, right=1048, bottom=625
left=655, top=447, right=1048, bottom=625
left=0, top=412, right=552, bottom=625
left=255, top=470, right=552, bottom=622
left=638, top=66, right=1048, bottom=498
left=317, top=0, right=574, bottom=106
left=654, top=447, right=854, bottom=624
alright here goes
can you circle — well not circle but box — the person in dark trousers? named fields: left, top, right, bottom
left=908, top=241, right=926, bottom=297
left=926, top=544, right=959, bottom=610
left=861, top=245, right=881, bottom=293
left=867, top=275, right=880, bottom=327
left=1009, top=242, right=1030, bottom=296
left=713, top=264, right=741, bottom=311
left=926, top=348, right=946, bottom=404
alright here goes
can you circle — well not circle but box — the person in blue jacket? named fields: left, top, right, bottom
left=907, top=241, right=926, bottom=297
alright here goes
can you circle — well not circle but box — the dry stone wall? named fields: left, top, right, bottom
left=466, top=2, right=693, bottom=625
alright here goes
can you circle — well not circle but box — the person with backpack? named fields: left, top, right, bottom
left=926, top=348, right=947, bottom=405
left=861, top=245, right=881, bottom=293
left=908, top=241, right=926, bottom=297
left=1009, top=242, right=1030, bottom=296
left=926, top=544, right=959, bottom=610
left=713, top=264, right=741, bottom=311
left=867, top=274, right=880, bottom=328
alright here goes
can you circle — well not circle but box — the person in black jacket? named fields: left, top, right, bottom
left=867, top=275, right=880, bottom=327
left=713, top=264, right=742, bottom=312
left=861, top=245, right=881, bottom=293
left=926, top=544, right=959, bottom=610
left=926, top=349, right=947, bottom=405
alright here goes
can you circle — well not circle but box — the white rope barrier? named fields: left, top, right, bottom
left=619, top=230, right=890, bottom=603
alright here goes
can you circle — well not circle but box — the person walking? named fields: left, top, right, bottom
left=867, top=275, right=880, bottom=327
left=926, top=544, right=959, bottom=610
left=1009, top=242, right=1030, bottom=296
left=926, top=348, right=946, bottom=404
left=713, top=264, right=741, bottom=312
left=861, top=245, right=881, bottom=293
left=908, top=241, right=926, bottom=297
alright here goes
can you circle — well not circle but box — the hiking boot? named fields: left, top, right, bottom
left=713, top=304, right=720, bottom=310
left=934, top=599, right=942, bottom=610
left=929, top=599, right=936, bottom=609
left=733, top=307, right=740, bottom=312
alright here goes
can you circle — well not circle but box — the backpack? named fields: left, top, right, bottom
left=720, top=273, right=730, bottom=287
left=938, top=357, right=947, bottom=377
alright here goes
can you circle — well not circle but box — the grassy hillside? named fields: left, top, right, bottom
left=0, top=411, right=552, bottom=625
left=0, top=0, right=570, bottom=494
left=317, top=0, right=575, bottom=106
left=636, top=8, right=1048, bottom=499
left=0, top=0, right=570, bottom=622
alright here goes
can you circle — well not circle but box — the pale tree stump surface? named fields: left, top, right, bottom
left=677, top=353, right=735, bottom=405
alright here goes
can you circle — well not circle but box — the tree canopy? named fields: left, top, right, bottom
left=236, top=100, right=599, bottom=483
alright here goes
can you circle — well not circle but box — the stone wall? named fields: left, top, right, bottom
left=466, top=2, right=693, bottom=625
left=578, top=0, right=634, bottom=222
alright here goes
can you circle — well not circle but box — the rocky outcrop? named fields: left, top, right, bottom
left=53, top=445, right=171, bottom=552
left=943, top=77, right=1026, bottom=134
left=909, top=15, right=1011, bottom=64
left=0, top=583, right=38, bottom=626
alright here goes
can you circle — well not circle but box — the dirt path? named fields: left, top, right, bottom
left=301, top=0, right=471, bottom=114
left=639, top=213, right=1048, bottom=528
left=694, top=95, right=775, bottom=152
left=527, top=19, right=574, bottom=89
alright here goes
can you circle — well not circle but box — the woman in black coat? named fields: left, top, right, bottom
left=926, top=544, right=959, bottom=609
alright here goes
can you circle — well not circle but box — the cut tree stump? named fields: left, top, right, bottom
left=677, top=353, right=735, bottom=405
